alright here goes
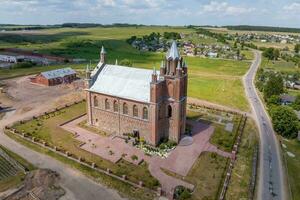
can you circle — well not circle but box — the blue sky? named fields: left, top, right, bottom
left=0, top=0, right=300, bottom=27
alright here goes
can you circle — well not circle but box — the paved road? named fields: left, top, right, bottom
left=243, top=51, right=286, bottom=200
left=0, top=106, right=124, bottom=200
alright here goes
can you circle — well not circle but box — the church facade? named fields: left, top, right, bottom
left=85, top=41, right=188, bottom=146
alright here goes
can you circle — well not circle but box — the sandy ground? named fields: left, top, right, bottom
left=2, top=76, right=84, bottom=112
left=0, top=77, right=124, bottom=200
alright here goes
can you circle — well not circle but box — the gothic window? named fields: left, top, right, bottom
left=94, top=96, right=98, bottom=107
left=123, top=103, right=128, bottom=115
left=143, top=107, right=148, bottom=120
left=105, top=99, right=110, bottom=110
left=133, top=105, right=138, bottom=117
left=113, top=100, right=118, bottom=112
left=168, top=105, right=172, bottom=118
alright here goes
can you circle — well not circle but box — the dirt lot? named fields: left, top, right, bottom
left=6, top=169, right=65, bottom=200
left=1, top=76, right=85, bottom=115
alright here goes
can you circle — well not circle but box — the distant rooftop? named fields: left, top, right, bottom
left=41, top=67, right=76, bottom=79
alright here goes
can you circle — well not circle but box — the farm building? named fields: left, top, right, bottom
left=30, top=67, right=76, bottom=86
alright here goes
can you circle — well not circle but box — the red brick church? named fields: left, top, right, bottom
left=85, top=41, right=188, bottom=146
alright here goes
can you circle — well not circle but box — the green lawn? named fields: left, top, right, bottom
left=12, top=102, right=159, bottom=192
left=0, top=26, right=252, bottom=111
left=225, top=119, right=258, bottom=199
left=261, top=57, right=299, bottom=73
left=186, top=152, right=228, bottom=200
left=281, top=138, right=300, bottom=200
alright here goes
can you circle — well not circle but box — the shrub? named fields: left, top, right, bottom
left=270, top=106, right=299, bottom=138
left=131, top=155, right=138, bottom=161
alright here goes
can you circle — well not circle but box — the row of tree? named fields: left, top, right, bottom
left=256, top=69, right=299, bottom=138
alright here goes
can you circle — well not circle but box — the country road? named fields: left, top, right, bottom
left=0, top=100, right=124, bottom=200
left=243, top=51, right=286, bottom=200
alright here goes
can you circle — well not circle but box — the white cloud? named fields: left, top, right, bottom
left=283, top=2, right=300, bottom=11
left=200, top=1, right=255, bottom=16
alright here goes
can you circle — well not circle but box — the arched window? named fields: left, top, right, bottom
left=168, top=105, right=172, bottom=118
left=113, top=100, right=118, bottom=112
left=133, top=105, right=138, bottom=117
left=143, top=107, right=148, bottom=120
left=123, top=103, right=128, bottom=115
left=105, top=99, right=110, bottom=110
left=94, top=96, right=98, bottom=107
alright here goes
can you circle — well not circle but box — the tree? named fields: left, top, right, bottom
left=270, top=106, right=299, bottom=138
left=267, top=95, right=281, bottom=105
left=263, top=73, right=284, bottom=99
left=233, top=41, right=237, bottom=49
left=273, top=49, right=280, bottom=60
left=292, top=94, right=300, bottom=111
left=295, top=44, right=300, bottom=53
left=263, top=47, right=280, bottom=61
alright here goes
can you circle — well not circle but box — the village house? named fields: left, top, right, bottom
left=85, top=41, right=188, bottom=146
left=30, top=67, right=76, bottom=86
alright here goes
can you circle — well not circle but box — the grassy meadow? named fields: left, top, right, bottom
left=0, top=26, right=251, bottom=111
left=281, top=138, right=300, bottom=200
left=261, top=57, right=299, bottom=73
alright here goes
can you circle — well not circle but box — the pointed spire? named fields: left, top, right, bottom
left=86, top=64, right=90, bottom=72
left=115, top=59, right=118, bottom=65
left=166, top=40, right=180, bottom=60
left=160, top=60, right=165, bottom=68
left=177, top=61, right=181, bottom=69
left=184, top=61, right=188, bottom=68
left=101, top=46, right=106, bottom=54
left=153, top=66, right=157, bottom=75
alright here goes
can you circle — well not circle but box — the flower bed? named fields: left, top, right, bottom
left=134, top=140, right=177, bottom=158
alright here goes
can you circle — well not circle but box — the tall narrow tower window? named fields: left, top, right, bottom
left=94, top=96, right=98, bottom=107
left=168, top=105, right=172, bottom=118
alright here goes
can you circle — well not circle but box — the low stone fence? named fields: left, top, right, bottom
left=5, top=127, right=162, bottom=198
left=218, top=114, right=248, bottom=200
left=187, top=102, right=245, bottom=116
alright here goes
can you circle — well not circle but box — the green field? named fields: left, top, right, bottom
left=281, top=138, right=300, bottom=200
left=186, top=152, right=228, bottom=200
left=261, top=57, right=299, bottom=73
left=0, top=26, right=251, bottom=111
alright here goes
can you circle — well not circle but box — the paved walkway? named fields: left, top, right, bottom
left=61, top=115, right=232, bottom=196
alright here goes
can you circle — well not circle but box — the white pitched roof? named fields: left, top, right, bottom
left=89, top=64, right=158, bottom=102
